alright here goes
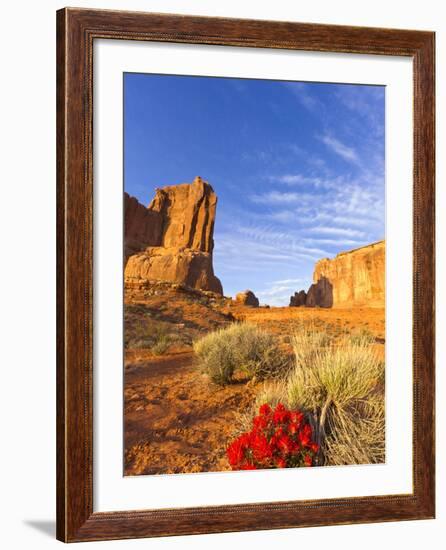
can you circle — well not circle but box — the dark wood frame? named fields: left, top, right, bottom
left=57, top=7, right=435, bottom=542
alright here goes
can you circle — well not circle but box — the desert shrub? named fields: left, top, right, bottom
left=226, top=403, right=319, bottom=470
left=324, top=396, right=385, bottom=465
left=151, top=336, right=171, bottom=356
left=194, top=323, right=290, bottom=385
left=347, top=328, right=376, bottom=346
left=286, top=327, right=384, bottom=465
left=125, top=312, right=188, bottom=354
left=193, top=327, right=237, bottom=384
left=248, top=325, right=385, bottom=466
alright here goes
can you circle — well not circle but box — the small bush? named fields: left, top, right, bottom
left=193, top=323, right=290, bottom=385
left=151, top=336, right=171, bottom=356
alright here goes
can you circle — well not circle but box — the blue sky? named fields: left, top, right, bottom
left=124, top=73, right=385, bottom=306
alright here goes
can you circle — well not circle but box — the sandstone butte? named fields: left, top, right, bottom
left=290, top=240, right=385, bottom=308
left=124, top=176, right=223, bottom=295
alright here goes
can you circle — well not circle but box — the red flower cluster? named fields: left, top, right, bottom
left=227, top=403, right=319, bottom=470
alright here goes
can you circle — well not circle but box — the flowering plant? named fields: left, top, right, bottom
left=227, top=403, right=319, bottom=470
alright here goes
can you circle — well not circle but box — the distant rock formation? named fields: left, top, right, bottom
left=235, top=290, right=259, bottom=307
left=305, top=276, right=333, bottom=308
left=290, top=290, right=307, bottom=307
left=124, top=177, right=223, bottom=294
left=289, top=240, right=385, bottom=308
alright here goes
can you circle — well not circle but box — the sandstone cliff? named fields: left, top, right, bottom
left=124, top=177, right=223, bottom=294
left=290, top=240, right=385, bottom=308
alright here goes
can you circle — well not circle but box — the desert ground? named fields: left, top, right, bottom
left=124, top=284, right=384, bottom=476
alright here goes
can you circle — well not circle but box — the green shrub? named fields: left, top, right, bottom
left=193, top=323, right=290, bottom=385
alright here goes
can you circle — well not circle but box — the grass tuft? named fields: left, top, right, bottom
left=251, top=324, right=385, bottom=466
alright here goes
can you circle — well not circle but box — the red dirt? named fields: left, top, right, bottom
left=124, top=286, right=385, bottom=476
left=124, top=351, right=258, bottom=475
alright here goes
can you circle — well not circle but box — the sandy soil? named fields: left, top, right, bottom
left=124, top=351, right=257, bottom=475
left=124, top=286, right=385, bottom=476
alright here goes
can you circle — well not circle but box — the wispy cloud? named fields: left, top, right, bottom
left=336, top=85, right=385, bottom=138
left=266, top=173, right=335, bottom=190
left=307, top=226, right=366, bottom=238
left=302, top=237, right=364, bottom=247
left=320, top=134, right=359, bottom=164
left=273, top=277, right=305, bottom=285
left=251, top=190, right=325, bottom=205
left=283, top=82, right=321, bottom=112
left=256, top=279, right=310, bottom=306
left=233, top=223, right=330, bottom=258
left=251, top=191, right=301, bottom=204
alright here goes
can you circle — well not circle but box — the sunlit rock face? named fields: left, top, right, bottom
left=312, top=240, right=385, bottom=308
left=289, top=241, right=385, bottom=308
left=124, top=177, right=223, bottom=295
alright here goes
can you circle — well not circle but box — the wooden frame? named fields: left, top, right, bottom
left=56, top=7, right=435, bottom=542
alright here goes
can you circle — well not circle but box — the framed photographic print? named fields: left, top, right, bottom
left=56, top=7, right=435, bottom=542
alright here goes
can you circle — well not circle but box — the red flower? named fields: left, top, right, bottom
left=259, top=403, right=272, bottom=416
left=226, top=437, right=246, bottom=466
left=290, top=411, right=304, bottom=425
left=273, top=403, right=290, bottom=425
left=277, top=434, right=294, bottom=455
left=250, top=432, right=272, bottom=462
left=253, top=414, right=268, bottom=431
left=298, top=424, right=313, bottom=447
left=288, top=422, right=300, bottom=435
left=226, top=403, right=318, bottom=471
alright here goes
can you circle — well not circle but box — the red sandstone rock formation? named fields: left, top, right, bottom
left=289, top=290, right=307, bottom=307
left=290, top=240, right=385, bottom=308
left=124, top=177, right=223, bottom=294
left=235, top=290, right=260, bottom=307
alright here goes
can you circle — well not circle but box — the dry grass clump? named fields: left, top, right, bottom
left=194, top=323, right=291, bottom=385
left=252, top=324, right=385, bottom=466
left=127, top=321, right=177, bottom=355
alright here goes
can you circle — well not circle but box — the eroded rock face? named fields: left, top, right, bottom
left=124, top=193, right=163, bottom=260
left=235, top=290, right=259, bottom=307
left=290, top=290, right=307, bottom=307
left=312, top=240, right=385, bottom=307
left=305, top=277, right=333, bottom=308
left=289, top=241, right=384, bottom=308
left=124, top=177, right=223, bottom=294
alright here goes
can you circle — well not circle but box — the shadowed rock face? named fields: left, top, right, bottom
left=124, top=177, right=223, bottom=294
left=290, top=290, right=307, bottom=307
left=235, top=290, right=259, bottom=307
left=305, top=277, right=333, bottom=308
left=289, top=241, right=385, bottom=308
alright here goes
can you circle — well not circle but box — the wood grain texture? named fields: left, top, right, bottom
left=56, top=7, right=435, bottom=542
